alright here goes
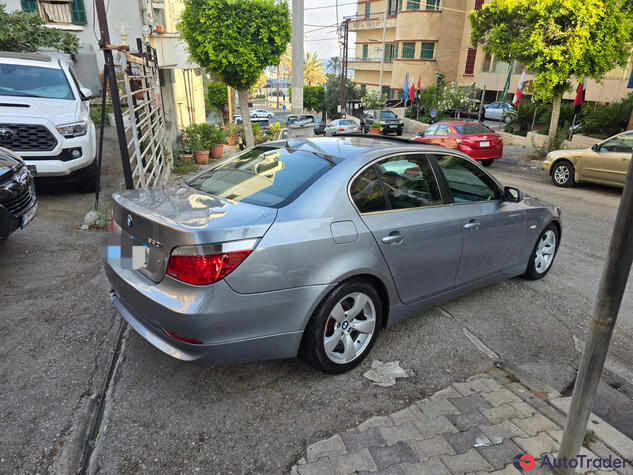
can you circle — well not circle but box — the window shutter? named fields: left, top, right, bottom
left=21, top=0, right=38, bottom=13
left=465, top=48, right=477, bottom=74
left=474, top=0, right=484, bottom=9
left=70, top=0, right=87, bottom=25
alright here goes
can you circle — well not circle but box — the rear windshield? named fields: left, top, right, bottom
left=0, top=64, right=74, bottom=100
left=454, top=123, right=492, bottom=134
left=380, top=111, right=397, bottom=119
left=186, top=146, right=338, bottom=208
left=338, top=120, right=351, bottom=125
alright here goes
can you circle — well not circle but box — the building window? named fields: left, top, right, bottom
left=364, top=3, right=371, bottom=18
left=362, top=44, right=369, bottom=61
left=420, top=42, right=434, bottom=59
left=381, top=86, right=390, bottom=98
left=402, top=42, right=415, bottom=59
left=465, top=48, right=477, bottom=74
left=474, top=0, right=484, bottom=9
left=407, top=0, right=420, bottom=9
left=389, top=0, right=398, bottom=15
left=395, top=43, right=399, bottom=59
left=426, top=0, right=440, bottom=10
left=21, top=0, right=87, bottom=25
left=360, top=85, right=367, bottom=95
left=482, top=52, right=492, bottom=72
left=384, top=44, right=394, bottom=61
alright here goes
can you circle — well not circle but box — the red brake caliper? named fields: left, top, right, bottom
left=325, top=318, right=335, bottom=337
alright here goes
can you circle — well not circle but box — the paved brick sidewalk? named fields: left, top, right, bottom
left=291, top=368, right=633, bottom=474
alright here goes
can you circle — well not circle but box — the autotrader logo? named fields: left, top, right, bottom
left=513, top=453, right=536, bottom=471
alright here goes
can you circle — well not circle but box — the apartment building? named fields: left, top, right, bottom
left=5, top=0, right=206, bottom=131
left=350, top=0, right=632, bottom=104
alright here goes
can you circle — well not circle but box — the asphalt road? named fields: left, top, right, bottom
left=2, top=143, right=633, bottom=473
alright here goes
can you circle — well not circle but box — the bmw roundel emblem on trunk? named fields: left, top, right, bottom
left=127, top=214, right=133, bottom=228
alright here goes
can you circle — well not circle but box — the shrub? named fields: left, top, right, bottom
left=581, top=93, right=633, bottom=137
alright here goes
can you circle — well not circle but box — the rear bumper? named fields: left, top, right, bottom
left=104, top=260, right=332, bottom=365
left=457, top=143, right=503, bottom=160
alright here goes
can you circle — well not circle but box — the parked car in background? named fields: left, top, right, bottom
left=541, top=130, right=633, bottom=188
left=324, top=119, right=360, bottom=136
left=234, top=116, right=271, bottom=132
left=0, top=146, right=37, bottom=246
left=361, top=109, right=404, bottom=135
left=105, top=136, right=561, bottom=373
left=271, top=128, right=288, bottom=141
left=413, top=120, right=503, bottom=166
left=287, top=114, right=315, bottom=125
left=483, top=102, right=514, bottom=122
left=0, top=52, right=97, bottom=192
left=313, top=118, right=325, bottom=135
left=250, top=108, right=274, bottom=118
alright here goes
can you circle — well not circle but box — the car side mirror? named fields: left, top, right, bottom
left=504, top=186, right=523, bottom=203
left=80, top=87, right=93, bottom=100
left=416, top=131, right=422, bottom=137
left=591, top=143, right=600, bottom=152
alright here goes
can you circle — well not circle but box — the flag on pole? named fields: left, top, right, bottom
left=574, top=76, right=587, bottom=114
left=628, top=67, right=633, bottom=89
left=512, top=69, right=528, bottom=107
left=402, top=73, right=409, bottom=102
left=500, top=63, right=512, bottom=108
left=416, top=75, right=421, bottom=102
left=409, top=74, right=416, bottom=103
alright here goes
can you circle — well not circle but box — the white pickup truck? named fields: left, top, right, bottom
left=0, top=52, right=97, bottom=191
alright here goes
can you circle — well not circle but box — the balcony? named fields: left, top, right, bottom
left=349, top=16, right=397, bottom=31
left=348, top=58, right=394, bottom=72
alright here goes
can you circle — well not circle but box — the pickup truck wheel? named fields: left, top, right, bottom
left=396, top=129, right=403, bottom=136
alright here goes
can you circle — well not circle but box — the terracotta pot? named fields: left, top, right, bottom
left=369, top=127, right=381, bottom=134
left=210, top=144, right=224, bottom=159
left=227, top=136, right=236, bottom=146
left=180, top=153, right=193, bottom=162
left=193, top=150, right=210, bottom=164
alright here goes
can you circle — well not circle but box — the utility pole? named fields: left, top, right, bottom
left=339, top=18, right=349, bottom=117
left=558, top=153, right=633, bottom=474
left=378, top=0, right=388, bottom=96
left=291, top=0, right=304, bottom=115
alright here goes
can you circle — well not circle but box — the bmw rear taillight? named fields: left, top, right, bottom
left=339, top=127, right=346, bottom=131
left=166, top=238, right=258, bottom=285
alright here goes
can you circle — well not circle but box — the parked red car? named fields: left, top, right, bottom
left=413, top=120, right=503, bottom=166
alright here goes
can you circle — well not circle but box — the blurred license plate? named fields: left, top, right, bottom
left=479, top=140, right=490, bottom=147
left=20, top=202, right=37, bottom=228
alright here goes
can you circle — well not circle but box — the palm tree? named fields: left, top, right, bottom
left=328, top=57, right=341, bottom=75
left=276, top=45, right=292, bottom=107
left=304, top=52, right=327, bottom=86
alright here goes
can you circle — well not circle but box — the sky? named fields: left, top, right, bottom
left=300, top=1, right=357, bottom=64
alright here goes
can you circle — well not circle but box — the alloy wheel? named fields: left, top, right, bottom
left=535, top=230, right=557, bottom=274
left=323, top=292, right=376, bottom=364
left=554, top=165, right=570, bottom=185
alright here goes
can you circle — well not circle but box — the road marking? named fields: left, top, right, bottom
left=437, top=306, right=499, bottom=360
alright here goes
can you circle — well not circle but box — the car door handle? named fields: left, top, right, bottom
left=464, top=220, right=480, bottom=231
left=382, top=232, right=404, bottom=245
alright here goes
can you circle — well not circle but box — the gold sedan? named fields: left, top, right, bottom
left=541, top=131, right=633, bottom=187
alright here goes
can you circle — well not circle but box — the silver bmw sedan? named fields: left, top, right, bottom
left=104, top=136, right=561, bottom=373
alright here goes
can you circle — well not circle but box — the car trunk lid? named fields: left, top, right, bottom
left=112, top=183, right=277, bottom=283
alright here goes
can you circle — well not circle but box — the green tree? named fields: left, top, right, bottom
left=0, top=5, right=79, bottom=55
left=205, top=81, right=228, bottom=123
left=360, top=91, right=386, bottom=111
left=470, top=0, right=633, bottom=144
left=303, top=85, right=325, bottom=113
left=179, top=0, right=291, bottom=147
left=325, top=73, right=361, bottom=119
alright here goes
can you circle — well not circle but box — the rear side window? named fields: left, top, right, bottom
left=435, top=154, right=500, bottom=202
left=350, top=166, right=388, bottom=213
left=455, top=124, right=492, bottom=134
left=186, top=146, right=337, bottom=208
left=376, top=155, right=442, bottom=209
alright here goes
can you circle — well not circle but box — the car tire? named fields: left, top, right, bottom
left=551, top=160, right=575, bottom=187
left=523, top=223, right=559, bottom=280
left=302, top=280, right=382, bottom=374
left=396, top=129, right=403, bottom=136
left=503, top=115, right=512, bottom=123
left=481, top=159, right=493, bottom=167
left=77, top=165, right=98, bottom=193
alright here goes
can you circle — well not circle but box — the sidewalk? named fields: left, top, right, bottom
left=499, top=145, right=542, bottom=168
left=291, top=368, right=633, bottom=474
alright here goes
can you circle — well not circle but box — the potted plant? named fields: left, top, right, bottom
left=191, top=125, right=210, bottom=164
left=209, top=124, right=226, bottom=159
left=177, top=130, right=193, bottom=161
left=369, top=122, right=382, bottom=134
left=225, top=123, right=241, bottom=146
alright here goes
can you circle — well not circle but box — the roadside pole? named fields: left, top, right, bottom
left=378, top=0, right=388, bottom=96
left=227, top=85, right=232, bottom=120
left=558, top=152, right=633, bottom=474
left=291, top=0, right=304, bottom=115
left=477, top=85, right=486, bottom=122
